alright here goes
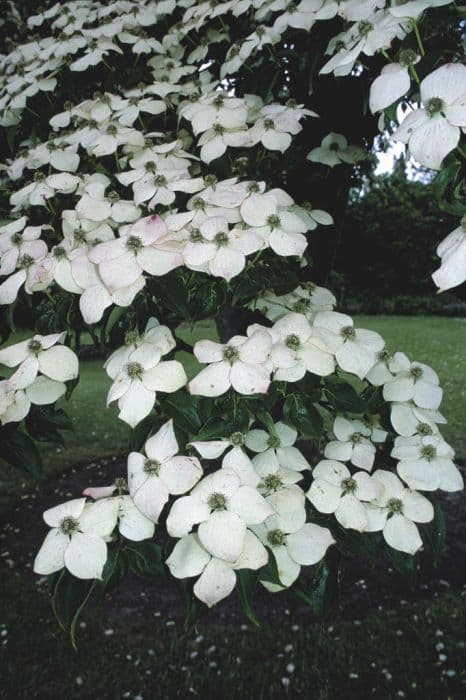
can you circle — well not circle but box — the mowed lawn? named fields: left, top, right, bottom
left=0, top=316, right=465, bottom=699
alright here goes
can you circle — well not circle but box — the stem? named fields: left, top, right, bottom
left=412, top=20, right=425, bottom=57
left=409, top=64, right=420, bottom=86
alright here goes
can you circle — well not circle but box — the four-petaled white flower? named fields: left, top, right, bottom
left=166, top=468, right=274, bottom=562
left=189, top=330, right=273, bottom=397
left=307, top=459, right=382, bottom=531
left=324, top=417, right=376, bottom=471
left=34, top=498, right=118, bottom=579
left=392, top=434, right=463, bottom=493
left=392, top=63, right=466, bottom=170
left=128, top=420, right=203, bottom=522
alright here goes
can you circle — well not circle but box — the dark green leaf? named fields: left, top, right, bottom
left=161, top=391, right=202, bottom=434
left=422, top=497, right=446, bottom=567
left=387, top=546, right=418, bottom=589
left=323, top=377, right=365, bottom=413
left=0, top=426, right=42, bottom=479
left=236, top=569, right=260, bottom=627
left=124, top=540, right=163, bottom=578
left=296, top=548, right=340, bottom=618
left=283, top=393, right=324, bottom=437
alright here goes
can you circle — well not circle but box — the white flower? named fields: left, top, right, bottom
left=324, top=417, right=376, bottom=471
left=252, top=284, right=336, bottom=322
left=307, top=133, right=366, bottom=167
left=254, top=504, right=335, bottom=589
left=240, top=190, right=309, bottom=257
left=307, top=459, right=382, bottom=531
left=432, top=218, right=466, bottom=292
left=34, top=498, right=118, bottom=579
left=181, top=216, right=263, bottom=281
left=0, top=217, right=48, bottom=276
left=166, top=468, right=274, bottom=561
left=106, top=332, right=187, bottom=428
left=365, top=470, right=434, bottom=555
left=0, top=332, right=78, bottom=385
left=189, top=432, right=260, bottom=487
left=270, top=312, right=336, bottom=379
left=389, top=0, right=453, bottom=19
left=128, top=420, right=203, bottom=522
left=245, top=421, right=310, bottom=493
left=313, top=311, right=384, bottom=379
left=369, top=61, right=412, bottom=113
left=89, top=215, right=182, bottom=293
left=0, top=236, right=53, bottom=305
left=392, top=63, right=466, bottom=170
left=166, top=530, right=268, bottom=607
left=189, top=330, right=273, bottom=397
left=0, top=373, right=67, bottom=425
left=392, top=434, right=463, bottom=492
left=82, top=485, right=155, bottom=542
left=180, top=93, right=248, bottom=136
left=390, top=402, right=446, bottom=437
left=383, top=357, right=442, bottom=410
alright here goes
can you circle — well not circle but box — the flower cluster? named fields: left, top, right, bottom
left=0, top=0, right=462, bottom=620
left=0, top=333, right=78, bottom=425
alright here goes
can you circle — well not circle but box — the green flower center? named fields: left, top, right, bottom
left=267, top=528, right=286, bottom=546
left=420, top=444, right=436, bottom=461
left=208, top=492, right=228, bottom=511
left=223, top=345, right=239, bottom=364
left=108, top=191, right=120, bottom=203
left=341, top=477, right=357, bottom=494
left=126, top=235, right=143, bottom=252
left=358, top=21, right=373, bottom=37
left=377, top=349, right=392, bottom=362
left=230, top=432, right=245, bottom=446
left=213, top=124, right=225, bottom=135
left=204, top=174, right=217, bottom=188
left=266, top=214, right=281, bottom=229
left=28, top=339, right=43, bottom=355
left=144, top=459, right=160, bottom=475
left=114, top=477, right=127, bottom=493
left=247, top=182, right=260, bottom=193
left=60, top=516, right=79, bottom=535
left=145, top=161, right=157, bottom=173
left=285, top=333, right=301, bottom=350
left=461, top=214, right=466, bottom=232
left=106, top=124, right=118, bottom=135
left=125, top=330, right=140, bottom=346
left=11, top=232, right=23, bottom=245
left=215, top=231, right=229, bottom=246
left=34, top=172, right=46, bottom=182
left=399, top=48, right=417, bottom=67
left=126, top=361, right=144, bottom=379
left=417, top=422, right=433, bottom=436
left=425, top=97, right=444, bottom=118
left=262, top=473, right=283, bottom=493
left=53, top=246, right=66, bottom=259
left=409, top=366, right=423, bottom=380
left=387, top=498, right=403, bottom=514
left=264, top=118, right=275, bottom=130
left=350, top=432, right=362, bottom=444
left=292, top=299, right=310, bottom=313
left=267, top=435, right=281, bottom=448
left=155, top=174, right=168, bottom=187
left=341, top=325, right=356, bottom=340
left=192, top=197, right=205, bottom=211
left=190, top=228, right=203, bottom=242
left=213, top=94, right=225, bottom=108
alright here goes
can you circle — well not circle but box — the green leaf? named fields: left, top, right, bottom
left=296, top=549, right=340, bottom=618
left=175, top=350, right=203, bottom=381
left=161, top=391, right=202, bottom=434
left=124, top=540, right=163, bottom=578
left=323, top=376, right=365, bottom=413
left=0, top=426, right=42, bottom=480
left=258, top=548, right=282, bottom=586
left=100, top=545, right=128, bottom=592
left=422, top=497, right=445, bottom=567
left=236, top=569, right=260, bottom=627
left=49, top=570, right=96, bottom=650
left=283, top=393, right=324, bottom=437
left=26, top=406, right=73, bottom=445
left=336, top=530, right=377, bottom=560
left=387, top=546, right=418, bottom=589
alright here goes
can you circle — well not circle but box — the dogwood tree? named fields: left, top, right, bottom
left=0, top=0, right=464, bottom=633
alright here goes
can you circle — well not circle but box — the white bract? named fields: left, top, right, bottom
left=189, top=330, right=273, bottom=397
left=324, top=417, right=376, bottom=471
left=128, top=420, right=203, bottom=522
left=307, top=459, right=381, bottom=531
left=392, top=63, right=466, bottom=170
